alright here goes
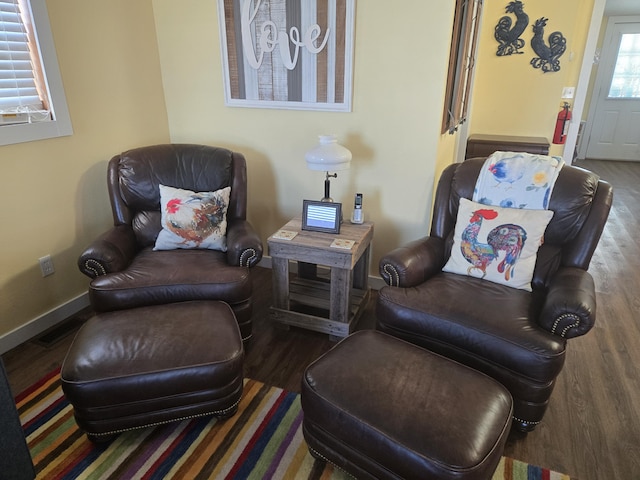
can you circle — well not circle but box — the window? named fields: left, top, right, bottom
left=0, top=0, right=71, bottom=146
left=442, top=0, right=482, bottom=134
left=608, top=33, right=640, bottom=98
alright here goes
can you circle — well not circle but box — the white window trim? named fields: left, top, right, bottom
left=0, top=0, right=72, bottom=146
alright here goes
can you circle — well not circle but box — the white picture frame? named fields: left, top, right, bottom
left=217, top=0, right=356, bottom=112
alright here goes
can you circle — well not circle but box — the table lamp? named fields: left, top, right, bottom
left=305, top=134, right=352, bottom=202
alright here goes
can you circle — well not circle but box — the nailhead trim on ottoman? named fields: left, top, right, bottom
left=61, top=301, right=243, bottom=440
left=301, top=330, right=513, bottom=480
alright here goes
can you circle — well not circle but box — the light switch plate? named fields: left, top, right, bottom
left=562, top=87, right=575, bottom=99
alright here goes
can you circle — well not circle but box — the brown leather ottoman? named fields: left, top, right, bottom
left=301, top=330, right=513, bottom=480
left=61, top=301, right=243, bottom=441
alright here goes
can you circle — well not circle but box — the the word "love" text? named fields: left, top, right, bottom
left=241, top=0, right=330, bottom=70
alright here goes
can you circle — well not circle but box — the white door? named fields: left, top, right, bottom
left=585, top=16, right=640, bottom=161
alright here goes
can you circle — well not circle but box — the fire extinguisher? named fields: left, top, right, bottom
left=553, top=102, right=572, bottom=144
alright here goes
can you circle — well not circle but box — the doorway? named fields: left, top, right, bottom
left=583, top=16, right=640, bottom=161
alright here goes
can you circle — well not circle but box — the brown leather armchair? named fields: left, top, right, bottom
left=78, top=144, right=263, bottom=341
left=376, top=158, right=613, bottom=432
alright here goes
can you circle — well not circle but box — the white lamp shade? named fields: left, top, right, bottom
left=305, top=134, right=352, bottom=171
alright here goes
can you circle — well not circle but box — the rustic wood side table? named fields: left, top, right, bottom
left=267, top=217, right=374, bottom=339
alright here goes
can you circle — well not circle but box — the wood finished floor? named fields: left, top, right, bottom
left=2, top=159, right=638, bottom=480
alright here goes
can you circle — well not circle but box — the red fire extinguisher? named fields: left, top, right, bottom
left=553, top=102, right=572, bottom=144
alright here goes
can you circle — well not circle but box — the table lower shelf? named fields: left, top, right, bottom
left=270, top=277, right=370, bottom=338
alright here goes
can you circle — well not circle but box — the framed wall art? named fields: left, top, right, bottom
left=217, top=0, right=356, bottom=111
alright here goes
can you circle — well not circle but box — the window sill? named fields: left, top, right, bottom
left=0, top=118, right=73, bottom=147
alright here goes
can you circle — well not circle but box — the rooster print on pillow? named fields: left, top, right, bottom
left=154, top=184, right=231, bottom=252
left=443, top=198, right=553, bottom=291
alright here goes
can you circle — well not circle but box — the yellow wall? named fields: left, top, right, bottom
left=470, top=0, right=595, bottom=157
left=0, top=0, right=170, bottom=340
left=435, top=130, right=461, bottom=185
left=1, top=0, right=602, bottom=346
left=152, top=0, right=456, bottom=273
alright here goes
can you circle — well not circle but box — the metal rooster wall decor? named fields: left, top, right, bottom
left=495, top=1, right=529, bottom=56
left=530, top=17, right=567, bottom=73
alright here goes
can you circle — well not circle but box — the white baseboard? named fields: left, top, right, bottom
left=0, top=292, right=90, bottom=355
left=369, top=276, right=385, bottom=290
left=257, top=256, right=272, bottom=269
left=1, top=259, right=384, bottom=355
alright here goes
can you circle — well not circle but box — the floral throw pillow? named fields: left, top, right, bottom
left=443, top=198, right=554, bottom=291
left=154, top=184, right=231, bottom=252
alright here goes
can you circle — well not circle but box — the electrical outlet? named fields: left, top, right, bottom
left=39, top=255, right=55, bottom=277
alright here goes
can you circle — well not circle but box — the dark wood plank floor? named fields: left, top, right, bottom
left=2, top=159, right=638, bottom=480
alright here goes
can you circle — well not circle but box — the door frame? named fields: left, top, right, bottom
left=579, top=14, right=640, bottom=160
left=565, top=0, right=607, bottom=162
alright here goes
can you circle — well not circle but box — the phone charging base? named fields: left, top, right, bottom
left=350, top=209, right=364, bottom=224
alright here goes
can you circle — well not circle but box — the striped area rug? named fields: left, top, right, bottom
left=17, top=369, right=574, bottom=479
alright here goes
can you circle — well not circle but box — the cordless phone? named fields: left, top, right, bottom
left=351, top=193, right=364, bottom=224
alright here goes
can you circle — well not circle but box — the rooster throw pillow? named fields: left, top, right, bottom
left=154, top=184, right=231, bottom=252
left=443, top=198, right=554, bottom=291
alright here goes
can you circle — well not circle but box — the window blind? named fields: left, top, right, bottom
left=0, top=0, right=46, bottom=118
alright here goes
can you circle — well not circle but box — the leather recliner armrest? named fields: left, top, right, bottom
left=538, top=267, right=597, bottom=339
left=226, top=219, right=264, bottom=268
left=77, top=225, right=138, bottom=278
left=379, top=236, right=446, bottom=287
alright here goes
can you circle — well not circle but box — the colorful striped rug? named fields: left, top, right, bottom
left=17, top=369, right=575, bottom=479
